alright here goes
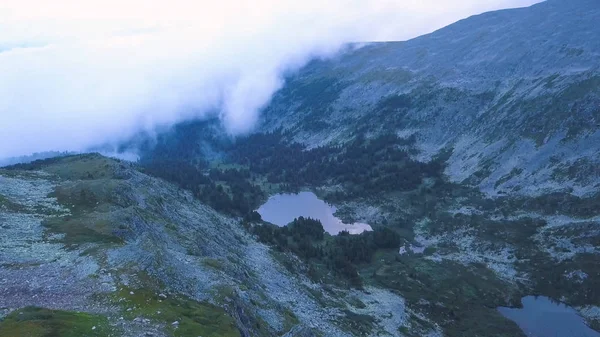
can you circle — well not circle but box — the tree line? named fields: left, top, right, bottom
left=249, top=216, right=401, bottom=288
left=228, top=132, right=447, bottom=199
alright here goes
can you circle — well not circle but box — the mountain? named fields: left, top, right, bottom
left=0, top=151, right=73, bottom=167
left=258, top=0, right=600, bottom=197
left=133, top=0, right=600, bottom=334
left=2, top=0, right=600, bottom=337
left=0, top=154, right=407, bottom=337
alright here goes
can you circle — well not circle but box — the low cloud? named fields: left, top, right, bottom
left=0, top=0, right=541, bottom=159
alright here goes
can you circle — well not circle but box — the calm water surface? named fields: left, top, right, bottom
left=257, top=192, right=372, bottom=235
left=498, top=296, right=600, bottom=337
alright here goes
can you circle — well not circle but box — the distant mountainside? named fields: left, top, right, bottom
left=258, top=0, right=600, bottom=197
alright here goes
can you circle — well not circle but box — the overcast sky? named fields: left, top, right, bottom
left=0, top=0, right=542, bottom=159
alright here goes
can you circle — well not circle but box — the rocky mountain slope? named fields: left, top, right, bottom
left=127, top=0, right=600, bottom=335
left=258, top=0, right=600, bottom=197
left=0, top=154, right=409, bottom=337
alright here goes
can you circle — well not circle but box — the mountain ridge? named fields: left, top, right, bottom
left=256, top=0, right=600, bottom=197
left=0, top=154, right=413, bottom=337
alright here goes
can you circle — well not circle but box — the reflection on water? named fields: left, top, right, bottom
left=257, top=191, right=372, bottom=235
left=498, top=296, right=600, bottom=337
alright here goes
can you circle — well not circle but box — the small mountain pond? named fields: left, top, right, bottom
left=498, top=296, right=600, bottom=337
left=257, top=191, right=372, bottom=235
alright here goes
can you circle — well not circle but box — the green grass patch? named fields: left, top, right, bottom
left=202, top=258, right=224, bottom=270
left=362, top=252, right=525, bottom=337
left=346, top=296, right=367, bottom=309
left=3, top=154, right=124, bottom=181
left=0, top=307, right=111, bottom=337
left=282, top=308, right=299, bottom=332
left=43, top=216, right=123, bottom=248
left=42, top=154, right=122, bottom=180
left=337, top=310, right=376, bottom=336
left=51, top=179, right=129, bottom=215
left=116, top=287, right=240, bottom=337
left=42, top=178, right=134, bottom=247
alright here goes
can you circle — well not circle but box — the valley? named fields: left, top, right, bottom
left=139, top=125, right=599, bottom=336
left=1, top=0, right=600, bottom=336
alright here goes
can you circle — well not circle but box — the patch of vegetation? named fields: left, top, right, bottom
left=506, top=192, right=600, bottom=218
left=426, top=212, right=544, bottom=256
left=337, top=310, right=377, bottom=336
left=208, top=286, right=275, bottom=337
left=543, top=73, right=561, bottom=89
left=377, top=94, right=413, bottom=113
left=134, top=119, right=267, bottom=216
left=281, top=308, right=299, bottom=332
left=364, top=253, right=525, bottom=337
left=4, top=153, right=123, bottom=180
left=43, top=216, right=124, bottom=248
left=551, top=157, right=600, bottom=184
left=140, top=130, right=449, bottom=219
left=526, top=252, right=600, bottom=307
left=276, top=77, right=343, bottom=112
left=3, top=156, right=79, bottom=171
left=0, top=194, right=25, bottom=212
left=494, top=167, right=523, bottom=189
left=202, top=258, right=224, bottom=270
left=40, top=175, right=132, bottom=247
left=50, top=178, right=134, bottom=215
left=229, top=132, right=445, bottom=199
left=346, top=296, right=366, bottom=309
left=589, top=319, right=600, bottom=333
left=0, top=307, right=111, bottom=337
left=463, top=165, right=493, bottom=186
left=115, top=287, right=240, bottom=337
left=251, top=217, right=401, bottom=288
left=137, top=120, right=599, bottom=337
left=400, top=314, right=438, bottom=337
left=509, top=75, right=600, bottom=146
left=141, top=160, right=265, bottom=216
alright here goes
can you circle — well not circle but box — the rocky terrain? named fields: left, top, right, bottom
left=0, top=154, right=410, bottom=337
left=3, top=154, right=597, bottom=336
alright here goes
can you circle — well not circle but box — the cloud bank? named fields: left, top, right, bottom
left=0, top=0, right=542, bottom=159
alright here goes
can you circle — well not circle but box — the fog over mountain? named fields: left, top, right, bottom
left=0, top=0, right=541, bottom=159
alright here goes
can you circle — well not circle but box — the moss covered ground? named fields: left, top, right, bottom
left=0, top=307, right=112, bottom=337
